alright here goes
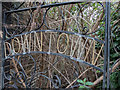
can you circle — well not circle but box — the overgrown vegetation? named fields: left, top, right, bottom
left=109, top=2, right=120, bottom=88
left=3, top=1, right=120, bottom=89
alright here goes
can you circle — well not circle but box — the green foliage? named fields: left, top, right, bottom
left=110, top=69, right=120, bottom=88
left=77, top=79, right=84, bottom=84
left=93, top=2, right=120, bottom=88
left=96, top=70, right=101, bottom=73
left=110, top=28, right=120, bottom=60
left=77, top=78, right=94, bottom=88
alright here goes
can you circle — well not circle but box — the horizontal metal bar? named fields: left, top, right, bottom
left=5, top=1, right=83, bottom=14
left=4, top=51, right=103, bottom=72
left=5, top=29, right=104, bottom=44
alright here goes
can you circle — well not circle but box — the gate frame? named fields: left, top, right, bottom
left=2, top=1, right=111, bottom=89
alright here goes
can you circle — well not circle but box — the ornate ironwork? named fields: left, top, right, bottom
left=2, top=1, right=110, bottom=89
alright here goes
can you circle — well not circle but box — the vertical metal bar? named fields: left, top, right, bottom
left=2, top=10, right=6, bottom=89
left=106, top=1, right=110, bottom=89
left=103, top=2, right=108, bottom=89
left=0, top=1, right=2, bottom=89
left=103, top=46, right=107, bottom=89
left=103, top=0, right=110, bottom=89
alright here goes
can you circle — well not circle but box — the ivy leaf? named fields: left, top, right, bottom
left=79, top=85, right=85, bottom=88
left=96, top=70, right=100, bottom=73
left=83, top=78, right=86, bottom=82
left=94, top=7, right=98, bottom=10
left=93, top=3, right=95, bottom=7
left=85, top=82, right=94, bottom=86
left=81, top=2, right=86, bottom=5
left=116, top=37, right=120, bottom=41
left=118, top=72, right=120, bottom=86
left=77, top=80, right=84, bottom=84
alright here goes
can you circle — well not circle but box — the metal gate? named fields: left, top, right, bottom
left=2, top=1, right=110, bottom=89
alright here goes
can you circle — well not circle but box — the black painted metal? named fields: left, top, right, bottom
left=5, top=2, right=86, bottom=14
left=4, top=51, right=104, bottom=72
left=2, top=1, right=110, bottom=89
left=2, top=10, right=6, bottom=89
left=106, top=1, right=110, bottom=89
left=103, top=1, right=111, bottom=89
left=4, top=30, right=105, bottom=44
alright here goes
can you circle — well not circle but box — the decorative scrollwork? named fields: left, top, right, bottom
left=3, top=2, right=106, bottom=89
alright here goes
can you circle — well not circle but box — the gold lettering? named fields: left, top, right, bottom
left=21, top=34, right=29, bottom=53
left=12, top=37, right=20, bottom=53
left=34, top=32, right=43, bottom=51
left=70, top=36, right=80, bottom=58
left=57, top=33, right=69, bottom=54
left=4, top=42, right=12, bottom=57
